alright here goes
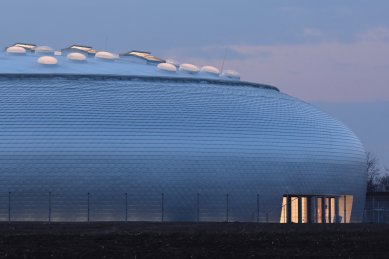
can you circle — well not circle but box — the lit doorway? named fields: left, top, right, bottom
left=280, top=194, right=353, bottom=223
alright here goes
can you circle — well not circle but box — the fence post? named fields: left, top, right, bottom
left=256, top=194, right=260, bottom=223
left=370, top=208, right=373, bottom=223
left=125, top=192, right=128, bottom=222
left=343, top=195, right=347, bottom=223
left=197, top=193, right=200, bottom=222
left=161, top=193, right=164, bottom=222
left=8, top=192, right=11, bottom=223
left=48, top=191, right=52, bottom=223
left=226, top=193, right=229, bottom=222
left=87, top=192, right=90, bottom=223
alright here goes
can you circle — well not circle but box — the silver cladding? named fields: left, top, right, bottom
left=0, top=75, right=366, bottom=222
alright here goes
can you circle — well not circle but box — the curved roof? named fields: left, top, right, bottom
left=0, top=45, right=279, bottom=91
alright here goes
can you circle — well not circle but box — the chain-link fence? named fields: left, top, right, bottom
left=0, top=192, right=273, bottom=223
left=363, top=209, right=389, bottom=224
left=2, top=191, right=382, bottom=223
left=363, top=192, right=389, bottom=224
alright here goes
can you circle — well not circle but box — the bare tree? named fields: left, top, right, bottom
left=366, top=152, right=381, bottom=192
left=379, top=168, right=389, bottom=192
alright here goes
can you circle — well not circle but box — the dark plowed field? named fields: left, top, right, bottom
left=0, top=222, right=388, bottom=258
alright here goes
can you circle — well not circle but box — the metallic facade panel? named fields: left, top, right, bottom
left=0, top=75, right=366, bottom=222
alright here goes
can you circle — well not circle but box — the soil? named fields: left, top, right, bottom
left=0, top=222, right=388, bottom=258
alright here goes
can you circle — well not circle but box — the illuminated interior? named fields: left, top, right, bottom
left=280, top=194, right=353, bottom=223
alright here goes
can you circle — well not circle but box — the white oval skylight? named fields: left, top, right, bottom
left=221, top=69, right=240, bottom=80
left=157, top=63, right=177, bottom=72
left=67, top=52, right=87, bottom=61
left=179, top=63, right=199, bottom=74
left=200, top=66, right=220, bottom=75
left=6, top=46, right=26, bottom=55
left=37, top=56, right=58, bottom=65
left=95, top=51, right=116, bottom=61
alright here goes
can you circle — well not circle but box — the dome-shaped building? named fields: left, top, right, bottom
left=0, top=44, right=366, bottom=223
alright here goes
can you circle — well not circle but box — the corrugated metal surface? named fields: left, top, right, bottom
left=0, top=75, right=366, bottom=222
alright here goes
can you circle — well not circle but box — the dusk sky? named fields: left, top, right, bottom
left=1, top=0, right=388, bottom=166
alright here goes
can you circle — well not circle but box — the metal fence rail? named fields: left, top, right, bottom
left=0, top=192, right=271, bottom=223
left=363, top=192, right=389, bottom=224
left=1, top=191, right=386, bottom=223
left=363, top=209, right=389, bottom=224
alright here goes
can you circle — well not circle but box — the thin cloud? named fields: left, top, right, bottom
left=357, top=27, right=389, bottom=42
left=162, top=30, right=389, bottom=102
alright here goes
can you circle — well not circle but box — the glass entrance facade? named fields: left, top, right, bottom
left=280, top=195, right=353, bottom=223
